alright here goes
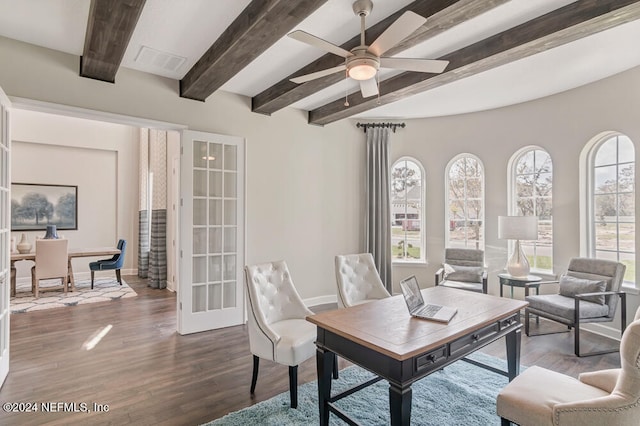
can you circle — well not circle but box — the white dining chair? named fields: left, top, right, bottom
left=31, top=238, right=69, bottom=298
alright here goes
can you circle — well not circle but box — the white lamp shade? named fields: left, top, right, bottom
left=498, top=216, right=538, bottom=241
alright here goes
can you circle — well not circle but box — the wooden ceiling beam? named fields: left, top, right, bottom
left=309, top=0, right=640, bottom=126
left=80, top=0, right=146, bottom=83
left=180, top=0, right=328, bottom=102
left=252, top=0, right=508, bottom=115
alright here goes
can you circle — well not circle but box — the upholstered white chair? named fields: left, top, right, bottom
left=244, top=260, right=316, bottom=409
left=334, top=253, right=391, bottom=308
left=497, top=306, right=640, bottom=426
left=31, top=238, right=69, bottom=298
left=435, top=248, right=488, bottom=293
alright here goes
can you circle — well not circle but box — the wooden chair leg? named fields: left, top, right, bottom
left=116, top=269, right=122, bottom=285
left=250, top=355, right=259, bottom=394
left=289, top=365, right=298, bottom=409
left=91, top=271, right=95, bottom=289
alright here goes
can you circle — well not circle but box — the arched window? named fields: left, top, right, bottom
left=446, top=155, right=484, bottom=249
left=509, top=147, right=553, bottom=273
left=588, top=134, right=635, bottom=284
left=391, top=158, right=425, bottom=262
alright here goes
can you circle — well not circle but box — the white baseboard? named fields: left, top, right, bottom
left=304, top=294, right=337, bottom=308
left=581, top=322, right=623, bottom=341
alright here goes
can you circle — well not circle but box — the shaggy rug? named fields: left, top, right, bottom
left=206, top=352, right=518, bottom=425
left=10, top=278, right=137, bottom=313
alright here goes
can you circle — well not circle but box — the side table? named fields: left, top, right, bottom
left=498, top=273, right=542, bottom=298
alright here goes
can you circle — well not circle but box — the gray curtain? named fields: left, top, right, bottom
left=138, top=129, right=168, bottom=289
left=365, top=127, right=392, bottom=292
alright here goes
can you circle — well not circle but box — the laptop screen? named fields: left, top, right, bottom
left=399, top=275, right=424, bottom=312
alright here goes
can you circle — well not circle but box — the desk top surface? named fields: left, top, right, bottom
left=10, top=247, right=120, bottom=261
left=307, top=286, right=527, bottom=361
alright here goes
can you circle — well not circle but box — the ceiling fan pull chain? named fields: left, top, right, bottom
left=376, top=73, right=381, bottom=105
left=344, top=69, right=350, bottom=107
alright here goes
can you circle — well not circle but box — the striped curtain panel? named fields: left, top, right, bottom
left=365, top=127, right=393, bottom=292
left=139, top=129, right=168, bottom=289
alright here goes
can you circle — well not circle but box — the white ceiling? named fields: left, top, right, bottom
left=1, top=0, right=639, bottom=120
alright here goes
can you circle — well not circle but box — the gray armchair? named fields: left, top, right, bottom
left=525, top=257, right=627, bottom=357
left=435, top=248, right=488, bottom=294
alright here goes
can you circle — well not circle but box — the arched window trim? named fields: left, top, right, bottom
left=444, top=153, right=485, bottom=250
left=507, top=145, right=553, bottom=274
left=391, top=156, right=426, bottom=263
left=581, top=131, right=636, bottom=287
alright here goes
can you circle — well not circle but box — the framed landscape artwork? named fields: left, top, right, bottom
left=11, top=183, right=78, bottom=231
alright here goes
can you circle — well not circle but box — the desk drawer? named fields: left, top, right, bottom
left=415, top=345, right=447, bottom=372
left=450, top=322, right=500, bottom=355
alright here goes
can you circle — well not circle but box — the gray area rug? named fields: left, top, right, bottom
left=11, top=278, right=137, bottom=313
left=206, top=352, right=517, bottom=425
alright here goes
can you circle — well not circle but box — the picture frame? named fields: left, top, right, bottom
left=11, top=183, right=78, bottom=231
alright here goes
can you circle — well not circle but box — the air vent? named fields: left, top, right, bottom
left=134, top=45, right=186, bottom=73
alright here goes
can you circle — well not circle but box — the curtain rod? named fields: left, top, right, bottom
left=356, top=122, right=406, bottom=133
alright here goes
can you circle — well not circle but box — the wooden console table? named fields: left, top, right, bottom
left=307, top=286, right=527, bottom=425
left=10, top=247, right=120, bottom=297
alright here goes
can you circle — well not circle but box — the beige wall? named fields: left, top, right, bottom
left=0, top=36, right=364, bottom=302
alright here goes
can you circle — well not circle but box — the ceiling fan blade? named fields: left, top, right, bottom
left=368, top=11, right=426, bottom=57
left=290, top=64, right=346, bottom=84
left=288, top=30, right=353, bottom=58
left=359, top=77, right=378, bottom=98
left=380, top=57, right=449, bottom=73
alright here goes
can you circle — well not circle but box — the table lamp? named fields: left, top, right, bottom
left=498, top=216, right=538, bottom=278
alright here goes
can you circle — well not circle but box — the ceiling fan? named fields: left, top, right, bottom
left=287, top=0, right=449, bottom=98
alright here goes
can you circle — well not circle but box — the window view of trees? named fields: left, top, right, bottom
left=391, top=159, right=423, bottom=261
left=592, top=135, right=635, bottom=283
left=447, top=155, right=484, bottom=249
left=513, top=149, right=553, bottom=272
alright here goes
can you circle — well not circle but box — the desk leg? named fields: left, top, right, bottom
left=316, top=347, right=333, bottom=426
left=505, top=328, right=522, bottom=381
left=389, top=382, right=412, bottom=426
left=499, top=280, right=504, bottom=297
left=10, top=260, right=16, bottom=297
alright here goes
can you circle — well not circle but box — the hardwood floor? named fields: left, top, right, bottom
left=0, top=276, right=622, bottom=425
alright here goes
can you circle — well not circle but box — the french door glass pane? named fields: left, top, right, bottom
left=192, top=285, right=206, bottom=312
left=193, top=199, right=206, bottom=225
left=209, top=200, right=222, bottom=225
left=209, top=228, right=222, bottom=253
left=209, top=171, right=222, bottom=197
left=223, top=282, right=236, bottom=308
left=224, top=200, right=237, bottom=225
left=224, top=145, right=237, bottom=171
left=193, top=141, right=207, bottom=168
left=193, top=228, right=207, bottom=254
left=224, top=172, right=237, bottom=197
left=193, top=170, right=207, bottom=197
left=208, top=255, right=222, bottom=282
left=224, top=255, right=236, bottom=281
left=192, top=257, right=206, bottom=283
left=208, top=283, right=222, bottom=310
left=209, top=143, right=223, bottom=169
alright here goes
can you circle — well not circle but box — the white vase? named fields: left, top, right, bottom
left=16, top=233, right=32, bottom=254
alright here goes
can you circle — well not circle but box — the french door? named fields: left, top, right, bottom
left=178, top=130, right=245, bottom=334
left=0, top=87, right=11, bottom=386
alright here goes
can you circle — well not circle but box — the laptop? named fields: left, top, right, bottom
left=399, top=276, right=457, bottom=323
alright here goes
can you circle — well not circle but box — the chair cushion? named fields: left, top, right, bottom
left=497, top=366, right=609, bottom=426
left=443, top=264, right=483, bottom=283
left=526, top=294, right=609, bottom=320
left=559, top=275, right=606, bottom=305
left=270, top=319, right=316, bottom=366
left=440, top=280, right=483, bottom=293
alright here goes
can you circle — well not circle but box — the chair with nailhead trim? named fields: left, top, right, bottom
left=244, top=260, right=316, bottom=409
left=497, top=306, right=640, bottom=425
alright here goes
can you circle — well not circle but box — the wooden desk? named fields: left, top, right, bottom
left=10, top=247, right=120, bottom=296
left=307, top=286, right=527, bottom=426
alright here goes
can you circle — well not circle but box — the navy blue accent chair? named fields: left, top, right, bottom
left=89, top=239, right=126, bottom=289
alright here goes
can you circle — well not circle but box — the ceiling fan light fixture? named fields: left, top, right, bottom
left=347, top=57, right=379, bottom=81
